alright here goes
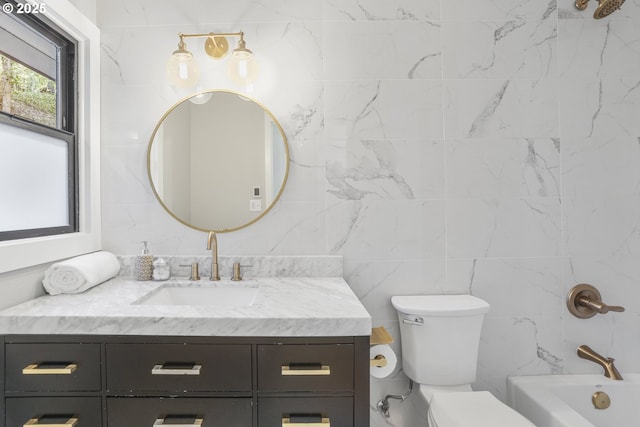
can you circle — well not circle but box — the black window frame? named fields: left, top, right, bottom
left=0, top=0, right=78, bottom=241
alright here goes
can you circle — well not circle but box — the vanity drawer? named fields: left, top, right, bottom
left=106, top=343, right=252, bottom=392
left=257, top=344, right=353, bottom=392
left=258, top=397, right=353, bottom=427
left=107, top=397, right=252, bottom=427
left=6, top=396, right=102, bottom=427
left=5, top=343, right=101, bottom=392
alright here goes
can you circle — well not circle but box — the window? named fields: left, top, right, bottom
left=0, top=0, right=100, bottom=274
left=0, top=1, right=77, bottom=241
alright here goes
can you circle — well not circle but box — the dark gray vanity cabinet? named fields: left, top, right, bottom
left=1, top=335, right=370, bottom=427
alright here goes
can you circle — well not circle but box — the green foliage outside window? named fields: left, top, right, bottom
left=0, top=53, right=56, bottom=127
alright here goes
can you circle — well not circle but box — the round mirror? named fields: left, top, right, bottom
left=147, top=90, right=289, bottom=232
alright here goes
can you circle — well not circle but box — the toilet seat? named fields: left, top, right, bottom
left=427, top=391, right=535, bottom=427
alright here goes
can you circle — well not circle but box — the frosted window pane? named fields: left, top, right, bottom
left=0, top=122, right=69, bottom=231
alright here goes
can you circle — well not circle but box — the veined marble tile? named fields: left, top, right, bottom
left=344, top=259, right=446, bottom=321
left=324, top=0, right=440, bottom=21
left=446, top=138, right=561, bottom=198
left=559, top=77, right=640, bottom=138
left=326, top=138, right=444, bottom=201
left=447, top=197, right=561, bottom=258
left=264, top=80, right=324, bottom=142
left=562, top=136, right=640, bottom=198
left=325, top=80, right=444, bottom=140
left=323, top=21, right=441, bottom=80
left=447, top=258, right=564, bottom=317
left=101, top=27, right=185, bottom=88
left=256, top=201, right=328, bottom=255
left=559, top=19, right=640, bottom=80
left=101, top=144, right=156, bottom=206
left=326, top=198, right=446, bottom=261
left=442, top=0, right=557, bottom=21
left=100, top=84, right=169, bottom=145
left=477, top=315, right=563, bottom=401
left=442, top=20, right=557, bottom=79
left=444, top=79, right=559, bottom=138
left=563, top=195, right=640, bottom=257
left=281, top=136, right=325, bottom=203
left=97, top=0, right=322, bottom=28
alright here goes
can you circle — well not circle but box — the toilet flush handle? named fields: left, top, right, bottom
left=401, top=315, right=423, bottom=326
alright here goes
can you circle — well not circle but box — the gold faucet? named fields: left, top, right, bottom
left=577, top=345, right=623, bottom=380
left=206, top=231, right=220, bottom=281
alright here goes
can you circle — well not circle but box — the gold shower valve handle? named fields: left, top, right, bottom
left=567, top=284, right=625, bottom=319
left=578, top=296, right=624, bottom=314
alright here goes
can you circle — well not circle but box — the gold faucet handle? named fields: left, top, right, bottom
left=568, top=284, right=625, bottom=318
left=231, top=262, right=242, bottom=281
left=179, top=263, right=201, bottom=281
left=579, top=296, right=625, bottom=314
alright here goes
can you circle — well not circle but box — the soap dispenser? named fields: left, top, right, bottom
left=134, top=241, right=153, bottom=281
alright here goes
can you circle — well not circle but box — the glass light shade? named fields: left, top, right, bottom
left=166, top=51, right=200, bottom=88
left=189, top=92, right=213, bottom=105
left=227, top=52, right=258, bottom=86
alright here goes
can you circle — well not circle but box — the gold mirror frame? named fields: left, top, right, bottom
left=147, top=89, right=290, bottom=233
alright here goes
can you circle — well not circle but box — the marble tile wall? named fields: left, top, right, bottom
left=97, top=0, right=640, bottom=425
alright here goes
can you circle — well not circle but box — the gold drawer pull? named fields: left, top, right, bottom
left=282, top=417, right=330, bottom=426
left=24, top=416, right=78, bottom=426
left=22, top=363, right=77, bottom=375
left=153, top=416, right=203, bottom=426
left=281, top=363, right=331, bottom=376
left=151, top=363, right=202, bottom=375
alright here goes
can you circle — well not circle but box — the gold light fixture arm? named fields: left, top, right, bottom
left=176, top=32, right=246, bottom=59
left=178, top=31, right=244, bottom=40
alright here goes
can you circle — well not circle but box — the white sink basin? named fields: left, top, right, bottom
left=135, top=285, right=259, bottom=308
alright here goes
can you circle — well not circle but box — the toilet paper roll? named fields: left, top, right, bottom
left=370, top=344, right=397, bottom=379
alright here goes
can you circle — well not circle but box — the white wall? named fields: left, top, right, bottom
left=96, top=1, right=640, bottom=426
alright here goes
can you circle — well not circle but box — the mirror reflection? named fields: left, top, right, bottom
left=147, top=90, right=289, bottom=232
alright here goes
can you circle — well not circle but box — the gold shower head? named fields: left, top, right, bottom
left=574, top=0, right=626, bottom=18
left=594, top=0, right=626, bottom=18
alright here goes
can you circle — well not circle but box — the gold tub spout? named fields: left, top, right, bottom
left=577, top=345, right=623, bottom=380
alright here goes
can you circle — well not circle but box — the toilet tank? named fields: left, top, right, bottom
left=391, top=295, right=490, bottom=386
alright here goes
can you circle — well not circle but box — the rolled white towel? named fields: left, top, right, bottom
left=42, top=251, right=121, bottom=295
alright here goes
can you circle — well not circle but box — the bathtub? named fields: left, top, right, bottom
left=507, top=374, right=640, bottom=427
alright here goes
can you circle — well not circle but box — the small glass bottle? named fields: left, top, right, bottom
left=152, top=257, right=171, bottom=281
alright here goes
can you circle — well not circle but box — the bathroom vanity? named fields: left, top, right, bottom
left=0, top=275, right=372, bottom=427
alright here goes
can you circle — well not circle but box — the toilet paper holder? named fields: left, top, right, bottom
left=370, top=326, right=394, bottom=367
left=371, top=354, right=387, bottom=367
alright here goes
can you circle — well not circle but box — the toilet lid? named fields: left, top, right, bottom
left=427, top=391, right=535, bottom=427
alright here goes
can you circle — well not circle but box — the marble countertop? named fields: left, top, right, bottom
left=0, top=277, right=371, bottom=337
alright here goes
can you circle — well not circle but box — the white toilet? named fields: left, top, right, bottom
left=391, top=295, right=535, bottom=427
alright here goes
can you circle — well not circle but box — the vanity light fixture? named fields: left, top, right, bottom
left=166, top=31, right=258, bottom=89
